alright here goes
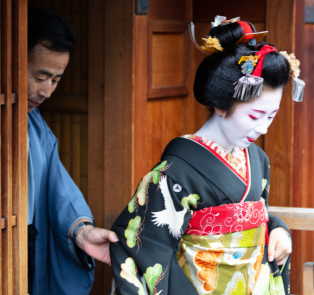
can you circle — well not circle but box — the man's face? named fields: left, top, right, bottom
left=27, top=44, right=70, bottom=112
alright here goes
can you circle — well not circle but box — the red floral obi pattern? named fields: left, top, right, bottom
left=185, top=200, right=268, bottom=236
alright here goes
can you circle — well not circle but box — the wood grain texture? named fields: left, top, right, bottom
left=149, top=0, right=186, bottom=22
left=11, top=1, right=28, bottom=293
left=102, top=0, right=133, bottom=292
left=268, top=206, right=314, bottom=230
left=0, top=216, right=17, bottom=230
left=1, top=0, right=13, bottom=293
left=80, top=0, right=88, bottom=95
left=147, top=97, right=184, bottom=169
left=303, top=262, right=314, bottom=295
left=70, top=13, right=81, bottom=94
left=193, top=0, right=266, bottom=23
left=133, top=10, right=149, bottom=189
left=39, top=94, right=87, bottom=113
left=148, top=22, right=190, bottom=99
left=60, top=0, right=71, bottom=94
left=88, top=0, right=105, bottom=293
left=265, top=0, right=294, bottom=208
left=291, top=0, right=307, bottom=293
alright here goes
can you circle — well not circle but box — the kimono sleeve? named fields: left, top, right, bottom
left=45, top=123, right=95, bottom=268
left=110, top=168, right=198, bottom=295
left=261, top=156, right=291, bottom=236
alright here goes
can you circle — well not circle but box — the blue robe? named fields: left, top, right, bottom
left=28, top=108, right=95, bottom=294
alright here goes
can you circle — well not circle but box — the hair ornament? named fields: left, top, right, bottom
left=211, top=15, right=226, bottom=28
left=201, top=36, right=223, bottom=53
left=238, top=55, right=260, bottom=75
left=188, top=22, right=222, bottom=55
left=279, top=51, right=300, bottom=78
left=234, top=46, right=276, bottom=101
left=211, top=15, right=240, bottom=28
left=233, top=75, right=264, bottom=101
left=279, top=51, right=304, bottom=102
left=220, top=17, right=241, bottom=25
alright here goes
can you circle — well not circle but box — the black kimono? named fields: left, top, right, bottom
left=110, top=136, right=291, bottom=295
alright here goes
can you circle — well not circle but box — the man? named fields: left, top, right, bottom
left=27, top=7, right=118, bottom=294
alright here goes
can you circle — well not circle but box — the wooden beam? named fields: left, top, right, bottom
left=1, top=218, right=5, bottom=230
left=265, top=0, right=294, bottom=207
left=88, top=0, right=105, bottom=293
left=39, top=93, right=88, bottom=113
left=1, top=216, right=17, bottom=229
left=1, top=93, right=17, bottom=105
left=11, top=0, right=28, bottom=294
left=268, top=206, right=314, bottom=231
left=303, top=262, right=314, bottom=295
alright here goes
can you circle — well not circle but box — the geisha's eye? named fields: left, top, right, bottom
left=249, top=115, right=258, bottom=120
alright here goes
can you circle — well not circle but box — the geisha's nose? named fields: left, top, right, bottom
left=254, top=121, right=268, bottom=135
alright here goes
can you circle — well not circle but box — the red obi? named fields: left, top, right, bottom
left=185, top=200, right=269, bottom=236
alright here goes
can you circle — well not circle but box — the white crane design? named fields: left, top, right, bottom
left=151, top=175, right=187, bottom=239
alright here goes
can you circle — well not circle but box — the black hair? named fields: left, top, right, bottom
left=207, top=21, right=256, bottom=48
left=194, top=22, right=291, bottom=117
left=28, top=7, right=78, bottom=56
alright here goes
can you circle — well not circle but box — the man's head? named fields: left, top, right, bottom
left=27, top=8, right=78, bottom=112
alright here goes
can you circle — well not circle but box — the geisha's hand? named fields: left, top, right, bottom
left=268, top=227, right=292, bottom=266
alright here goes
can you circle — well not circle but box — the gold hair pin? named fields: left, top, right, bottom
left=201, top=36, right=223, bottom=53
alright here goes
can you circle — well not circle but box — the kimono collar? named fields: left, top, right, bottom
left=162, top=137, right=263, bottom=204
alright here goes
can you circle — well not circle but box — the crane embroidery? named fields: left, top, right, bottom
left=151, top=175, right=187, bottom=239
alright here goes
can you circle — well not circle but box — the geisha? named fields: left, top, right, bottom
left=110, top=16, right=304, bottom=295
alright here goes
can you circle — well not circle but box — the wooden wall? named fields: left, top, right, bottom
left=25, top=0, right=311, bottom=294
left=0, top=0, right=28, bottom=294
left=291, top=0, right=314, bottom=293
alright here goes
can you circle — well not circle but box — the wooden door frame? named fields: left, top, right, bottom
left=88, top=0, right=134, bottom=293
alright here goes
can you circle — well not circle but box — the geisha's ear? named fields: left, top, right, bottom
left=214, top=107, right=226, bottom=117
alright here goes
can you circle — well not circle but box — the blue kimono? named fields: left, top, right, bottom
left=28, top=108, right=95, bottom=294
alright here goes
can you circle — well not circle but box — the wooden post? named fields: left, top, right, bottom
left=303, top=262, right=314, bottom=295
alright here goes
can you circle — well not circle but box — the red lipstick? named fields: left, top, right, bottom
left=247, top=137, right=256, bottom=143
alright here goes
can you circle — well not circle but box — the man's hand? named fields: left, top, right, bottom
left=75, top=225, right=119, bottom=266
left=268, top=227, right=292, bottom=266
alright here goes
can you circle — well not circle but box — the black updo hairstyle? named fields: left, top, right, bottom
left=194, top=21, right=291, bottom=118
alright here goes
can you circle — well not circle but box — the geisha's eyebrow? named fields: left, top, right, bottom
left=251, top=109, right=279, bottom=114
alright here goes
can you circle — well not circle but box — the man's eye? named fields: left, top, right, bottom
left=36, top=77, right=45, bottom=82
left=268, top=117, right=275, bottom=120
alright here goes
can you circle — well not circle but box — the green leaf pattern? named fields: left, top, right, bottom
left=125, top=216, right=142, bottom=248
left=262, top=179, right=267, bottom=192
left=181, top=194, right=200, bottom=210
left=128, top=161, right=168, bottom=213
left=120, top=258, right=145, bottom=295
left=144, top=264, right=163, bottom=295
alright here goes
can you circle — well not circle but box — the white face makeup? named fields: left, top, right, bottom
left=195, top=88, right=283, bottom=153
